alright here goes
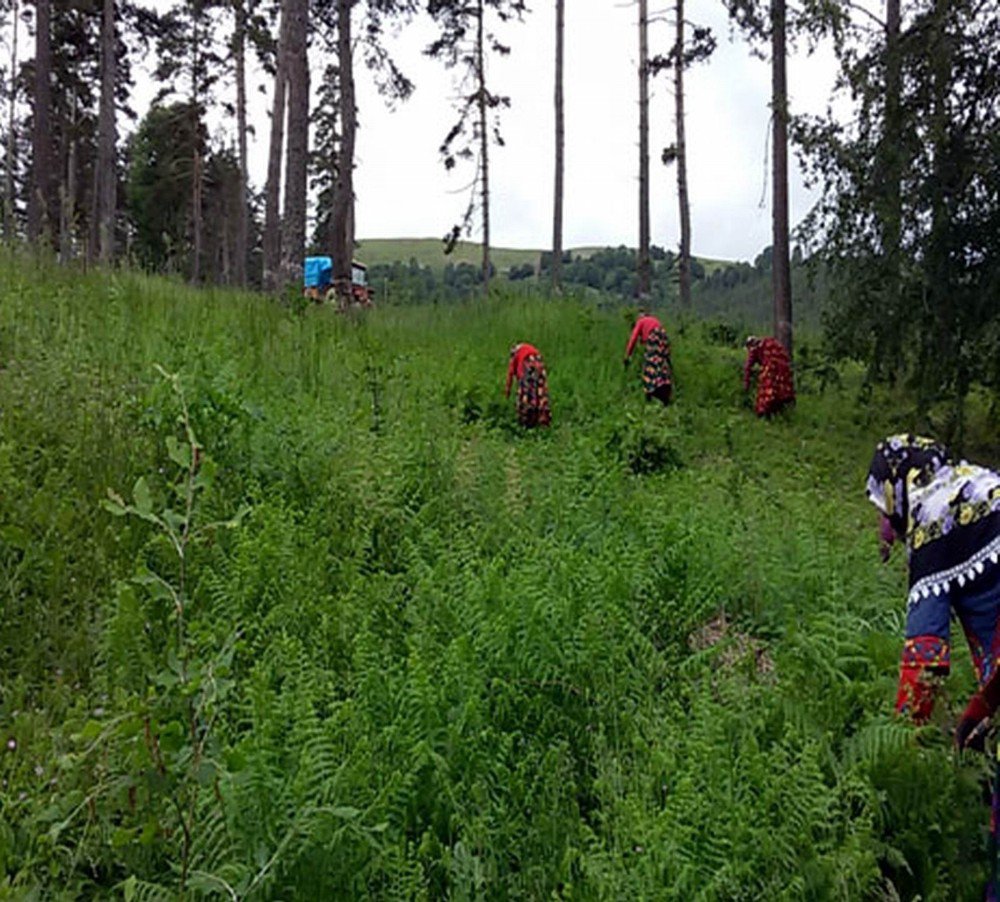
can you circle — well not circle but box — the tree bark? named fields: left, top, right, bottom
left=59, top=98, right=76, bottom=263
left=281, top=0, right=308, bottom=286
left=771, top=0, right=792, bottom=356
left=263, top=1, right=290, bottom=291
left=190, top=11, right=203, bottom=283
left=880, top=0, right=901, bottom=365
left=331, top=0, right=356, bottom=301
left=94, top=0, right=117, bottom=263
left=476, top=0, right=490, bottom=296
left=551, top=0, right=564, bottom=293
left=675, top=0, right=692, bottom=309
left=637, top=0, right=651, bottom=299
left=926, top=0, right=951, bottom=412
left=28, top=0, right=56, bottom=246
left=234, top=0, right=249, bottom=286
left=4, top=0, right=18, bottom=242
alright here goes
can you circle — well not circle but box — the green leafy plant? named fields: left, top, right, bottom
left=1, top=256, right=997, bottom=897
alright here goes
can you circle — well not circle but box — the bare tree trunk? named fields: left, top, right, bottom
left=4, top=0, right=18, bottom=242
left=281, top=0, right=308, bottom=285
left=346, top=199, right=354, bottom=261
left=191, top=144, right=202, bottom=282
left=221, top=204, right=231, bottom=283
left=551, top=0, right=564, bottom=293
left=59, top=101, right=76, bottom=263
left=475, top=0, right=490, bottom=296
left=263, top=2, right=290, bottom=291
left=637, top=0, right=651, bottom=299
left=923, top=0, right=951, bottom=415
left=771, top=0, right=792, bottom=356
left=884, top=0, right=900, bottom=231
left=317, top=67, right=339, bottom=254
left=332, top=0, right=356, bottom=301
left=28, top=0, right=56, bottom=246
left=880, top=0, right=901, bottom=367
left=234, top=0, right=249, bottom=286
left=674, top=0, right=692, bottom=309
left=190, top=14, right=203, bottom=283
left=95, top=0, right=117, bottom=263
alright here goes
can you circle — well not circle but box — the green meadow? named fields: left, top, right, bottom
left=0, top=255, right=993, bottom=899
left=355, top=238, right=549, bottom=272
left=353, top=238, right=727, bottom=276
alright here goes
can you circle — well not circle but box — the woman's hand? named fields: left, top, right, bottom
left=955, top=693, right=991, bottom=752
left=879, top=515, right=897, bottom=563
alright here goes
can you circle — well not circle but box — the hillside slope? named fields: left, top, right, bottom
left=355, top=236, right=726, bottom=274
left=0, top=256, right=990, bottom=898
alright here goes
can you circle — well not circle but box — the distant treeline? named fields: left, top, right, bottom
left=369, top=243, right=825, bottom=331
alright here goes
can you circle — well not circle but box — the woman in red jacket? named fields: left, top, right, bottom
left=623, top=312, right=673, bottom=405
left=505, top=342, right=551, bottom=428
left=743, top=336, right=795, bottom=417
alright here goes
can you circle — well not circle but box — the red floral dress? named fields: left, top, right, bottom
left=505, top=343, right=551, bottom=428
left=743, top=338, right=795, bottom=417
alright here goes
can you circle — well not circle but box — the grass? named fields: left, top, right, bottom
left=355, top=237, right=549, bottom=272
left=0, top=251, right=994, bottom=898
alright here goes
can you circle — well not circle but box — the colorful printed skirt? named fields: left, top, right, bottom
left=642, top=327, right=673, bottom=405
left=517, top=355, right=552, bottom=428
left=755, top=358, right=795, bottom=417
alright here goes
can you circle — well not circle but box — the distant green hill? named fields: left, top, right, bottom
left=356, top=237, right=728, bottom=275
left=355, top=237, right=587, bottom=273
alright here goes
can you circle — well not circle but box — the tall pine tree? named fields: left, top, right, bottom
left=427, top=0, right=525, bottom=296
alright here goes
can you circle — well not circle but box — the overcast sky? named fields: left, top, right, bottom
left=124, top=1, right=841, bottom=264
left=310, top=2, right=841, bottom=263
left=0, top=2, right=843, bottom=262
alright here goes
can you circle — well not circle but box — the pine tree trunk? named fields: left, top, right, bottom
left=675, top=0, right=692, bottom=309
left=59, top=102, right=76, bottom=263
left=637, top=0, right=651, bottom=300
left=221, top=206, right=231, bottom=283
left=95, top=0, right=116, bottom=263
left=551, top=0, right=564, bottom=293
left=28, top=0, right=56, bottom=246
left=332, top=0, right=356, bottom=302
left=880, top=0, right=901, bottom=368
left=234, top=0, right=249, bottom=286
left=770, top=0, right=792, bottom=357
left=191, top=145, right=202, bottom=282
left=263, top=2, right=290, bottom=291
left=4, top=0, right=18, bottom=242
left=477, top=0, right=490, bottom=295
left=190, top=15, right=203, bottom=283
left=926, top=0, right=951, bottom=414
left=281, top=0, right=308, bottom=286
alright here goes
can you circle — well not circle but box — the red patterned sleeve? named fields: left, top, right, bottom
left=895, top=635, right=951, bottom=723
left=625, top=321, right=642, bottom=360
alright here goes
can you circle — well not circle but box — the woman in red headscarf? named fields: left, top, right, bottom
left=743, top=336, right=795, bottom=417
left=505, top=342, right=551, bottom=428
left=623, top=311, right=673, bottom=405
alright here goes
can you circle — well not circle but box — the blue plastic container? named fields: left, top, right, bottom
left=304, top=256, right=333, bottom=288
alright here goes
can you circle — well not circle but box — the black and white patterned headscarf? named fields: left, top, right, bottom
left=866, top=434, right=1000, bottom=604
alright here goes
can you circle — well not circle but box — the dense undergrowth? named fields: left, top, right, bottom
left=0, top=253, right=997, bottom=899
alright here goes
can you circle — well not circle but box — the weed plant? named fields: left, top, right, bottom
left=0, top=250, right=995, bottom=898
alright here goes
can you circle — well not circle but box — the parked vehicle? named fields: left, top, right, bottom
left=303, top=256, right=373, bottom=306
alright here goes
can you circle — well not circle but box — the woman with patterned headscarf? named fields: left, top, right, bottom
left=866, top=434, right=1000, bottom=744
left=743, top=336, right=795, bottom=417
left=623, top=311, right=673, bottom=405
left=504, top=342, right=551, bottom=429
